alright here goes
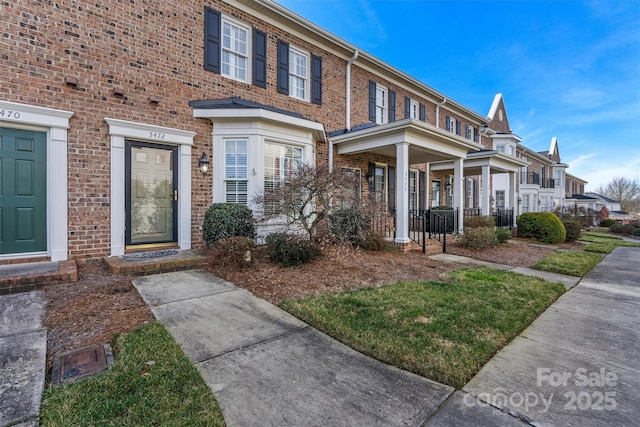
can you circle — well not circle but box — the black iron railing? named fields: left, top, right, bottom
left=493, top=208, right=514, bottom=229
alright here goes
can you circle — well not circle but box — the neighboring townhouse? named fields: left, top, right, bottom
left=0, top=0, right=587, bottom=264
left=567, top=193, right=632, bottom=223
left=565, top=173, right=587, bottom=198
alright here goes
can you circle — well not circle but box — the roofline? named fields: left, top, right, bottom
left=238, top=0, right=488, bottom=123
left=566, top=172, right=588, bottom=184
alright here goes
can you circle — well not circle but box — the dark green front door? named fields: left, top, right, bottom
left=0, top=128, right=47, bottom=255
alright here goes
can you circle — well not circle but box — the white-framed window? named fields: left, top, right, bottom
left=409, top=169, right=418, bottom=210
left=431, top=180, right=441, bottom=207
left=374, top=164, right=387, bottom=202
left=409, top=99, right=419, bottom=120
left=521, top=194, right=530, bottom=213
left=376, top=85, right=388, bottom=125
left=465, top=178, right=474, bottom=208
left=264, top=142, right=303, bottom=213
left=496, top=144, right=505, bottom=153
left=224, top=139, right=248, bottom=204
left=495, top=190, right=505, bottom=209
left=509, top=145, right=515, bottom=156
left=289, top=46, right=309, bottom=101
left=465, top=124, right=472, bottom=140
left=554, top=168, right=563, bottom=188
left=446, top=116, right=455, bottom=133
left=221, top=17, right=250, bottom=83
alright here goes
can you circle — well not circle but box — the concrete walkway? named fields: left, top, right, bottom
left=133, top=270, right=524, bottom=426
left=1, top=246, right=632, bottom=426
left=0, top=291, right=46, bottom=427
left=463, top=246, right=640, bottom=426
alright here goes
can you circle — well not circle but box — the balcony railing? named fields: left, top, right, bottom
left=521, top=172, right=556, bottom=189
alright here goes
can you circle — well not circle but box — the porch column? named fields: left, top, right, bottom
left=395, top=142, right=410, bottom=243
left=481, top=165, right=490, bottom=216
left=425, top=162, right=430, bottom=209
left=509, top=171, right=517, bottom=227
left=453, top=157, right=464, bottom=231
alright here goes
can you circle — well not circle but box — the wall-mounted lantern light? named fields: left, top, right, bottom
left=365, top=171, right=374, bottom=185
left=199, top=152, right=210, bottom=176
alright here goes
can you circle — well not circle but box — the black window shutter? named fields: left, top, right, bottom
left=369, top=81, right=376, bottom=122
left=388, top=166, right=396, bottom=211
left=389, top=90, right=396, bottom=122
left=204, top=7, right=221, bottom=73
left=311, top=55, right=322, bottom=105
left=252, top=29, right=267, bottom=88
left=456, top=120, right=461, bottom=135
left=419, top=171, right=426, bottom=210
left=419, top=103, right=426, bottom=122
left=368, top=162, right=376, bottom=192
left=445, top=115, right=451, bottom=131
left=405, top=96, right=411, bottom=119
left=277, top=40, right=289, bottom=95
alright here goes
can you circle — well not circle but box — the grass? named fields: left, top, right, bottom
left=583, top=243, right=615, bottom=254
left=580, top=232, right=640, bottom=247
left=41, top=322, right=226, bottom=427
left=532, top=251, right=602, bottom=277
left=280, top=267, right=565, bottom=389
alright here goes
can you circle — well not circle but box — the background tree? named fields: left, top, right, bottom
left=595, top=177, right=640, bottom=213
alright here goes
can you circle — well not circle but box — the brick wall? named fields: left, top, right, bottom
left=1, top=0, right=497, bottom=260
left=1, top=0, right=354, bottom=259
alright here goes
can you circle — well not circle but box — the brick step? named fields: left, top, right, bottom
left=409, top=239, right=443, bottom=255
left=104, top=249, right=208, bottom=276
left=0, top=260, right=78, bottom=295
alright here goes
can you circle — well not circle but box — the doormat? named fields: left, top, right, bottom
left=123, top=249, right=179, bottom=259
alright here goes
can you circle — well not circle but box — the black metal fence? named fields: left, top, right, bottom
left=372, top=207, right=513, bottom=254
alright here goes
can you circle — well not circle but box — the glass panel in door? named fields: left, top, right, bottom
left=126, top=142, right=177, bottom=245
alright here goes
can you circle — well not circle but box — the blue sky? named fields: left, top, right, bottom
left=277, top=0, right=640, bottom=191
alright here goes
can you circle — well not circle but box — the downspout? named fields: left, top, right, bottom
left=435, top=97, right=447, bottom=128
left=345, top=49, right=359, bottom=132
left=330, top=49, right=358, bottom=174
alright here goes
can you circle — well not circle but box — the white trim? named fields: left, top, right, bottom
left=105, top=118, right=195, bottom=256
left=375, top=84, right=388, bottom=125
left=221, top=14, right=252, bottom=84
left=288, top=44, right=310, bottom=102
left=0, top=100, right=73, bottom=261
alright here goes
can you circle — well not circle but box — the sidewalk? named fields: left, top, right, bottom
left=132, top=270, right=522, bottom=426
left=0, top=291, right=47, bottom=427
left=463, top=246, right=640, bottom=426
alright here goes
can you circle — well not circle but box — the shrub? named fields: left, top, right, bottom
left=210, top=236, right=255, bottom=269
left=610, top=224, right=634, bottom=235
left=203, top=203, right=256, bottom=246
left=496, top=228, right=512, bottom=243
left=461, top=226, right=497, bottom=250
left=327, top=206, right=373, bottom=246
left=265, top=233, right=320, bottom=267
left=464, top=216, right=495, bottom=229
left=517, top=212, right=566, bottom=244
left=633, top=228, right=640, bottom=237
left=562, top=220, right=582, bottom=242
left=359, top=230, right=387, bottom=252
left=630, top=220, right=640, bottom=229
left=599, top=219, right=616, bottom=227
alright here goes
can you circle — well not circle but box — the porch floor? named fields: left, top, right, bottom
left=104, top=249, right=208, bottom=275
left=0, top=260, right=78, bottom=295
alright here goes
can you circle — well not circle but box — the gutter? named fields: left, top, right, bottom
left=330, top=49, right=359, bottom=173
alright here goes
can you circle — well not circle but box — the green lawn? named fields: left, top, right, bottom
left=580, top=232, right=640, bottom=247
left=532, top=251, right=602, bottom=277
left=41, top=322, right=225, bottom=427
left=280, top=267, right=565, bottom=389
left=583, top=243, right=615, bottom=254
